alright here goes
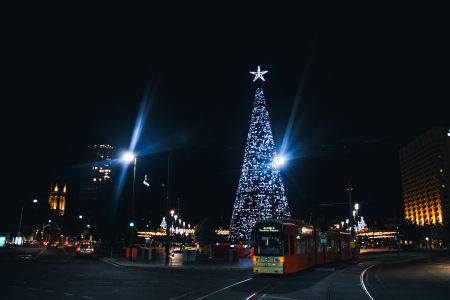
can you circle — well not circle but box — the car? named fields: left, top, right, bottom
left=23, top=240, right=41, bottom=247
left=76, top=242, right=95, bottom=257
left=46, top=239, right=59, bottom=248
left=64, top=237, right=79, bottom=248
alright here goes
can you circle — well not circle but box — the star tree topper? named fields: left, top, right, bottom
left=250, top=65, right=268, bottom=82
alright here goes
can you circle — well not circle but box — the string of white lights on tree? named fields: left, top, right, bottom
left=228, top=66, right=290, bottom=242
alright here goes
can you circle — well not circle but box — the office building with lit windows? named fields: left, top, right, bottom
left=77, top=144, right=115, bottom=237
left=92, top=144, right=113, bottom=182
left=399, top=127, right=450, bottom=228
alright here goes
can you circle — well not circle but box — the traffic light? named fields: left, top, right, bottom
left=129, top=222, right=135, bottom=228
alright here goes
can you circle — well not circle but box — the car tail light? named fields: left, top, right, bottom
left=76, top=247, right=80, bottom=252
left=64, top=242, right=68, bottom=246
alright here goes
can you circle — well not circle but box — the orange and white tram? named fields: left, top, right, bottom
left=252, top=218, right=359, bottom=274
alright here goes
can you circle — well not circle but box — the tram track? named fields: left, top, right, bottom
left=186, top=274, right=287, bottom=300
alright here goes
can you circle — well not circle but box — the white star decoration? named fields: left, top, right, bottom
left=250, top=66, right=268, bottom=82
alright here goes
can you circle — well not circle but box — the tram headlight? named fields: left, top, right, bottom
left=252, top=257, right=258, bottom=263
left=276, top=257, right=284, bottom=263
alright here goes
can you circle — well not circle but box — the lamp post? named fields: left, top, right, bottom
left=122, top=151, right=137, bottom=262
left=347, top=180, right=354, bottom=234
left=78, top=215, right=84, bottom=240
left=272, top=154, right=287, bottom=217
left=18, top=198, right=38, bottom=237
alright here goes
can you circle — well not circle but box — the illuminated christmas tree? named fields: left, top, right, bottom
left=228, top=66, right=290, bottom=242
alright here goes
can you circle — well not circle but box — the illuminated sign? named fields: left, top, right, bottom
left=300, top=227, right=313, bottom=234
left=0, top=236, right=5, bottom=247
left=258, top=226, right=280, bottom=233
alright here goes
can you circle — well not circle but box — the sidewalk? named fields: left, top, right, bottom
left=101, top=253, right=253, bottom=270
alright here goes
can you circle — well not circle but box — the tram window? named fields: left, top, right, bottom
left=296, top=237, right=301, bottom=254
left=255, top=235, right=282, bottom=256
left=289, top=235, right=295, bottom=255
left=284, top=236, right=289, bottom=255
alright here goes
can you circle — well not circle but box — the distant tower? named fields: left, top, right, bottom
left=228, top=66, right=290, bottom=242
left=48, top=183, right=67, bottom=216
left=92, top=144, right=113, bottom=183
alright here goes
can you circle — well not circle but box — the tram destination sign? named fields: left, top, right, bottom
left=258, top=226, right=280, bottom=233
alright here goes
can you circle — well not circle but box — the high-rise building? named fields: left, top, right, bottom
left=77, top=144, right=114, bottom=236
left=48, top=183, right=67, bottom=216
left=92, top=144, right=113, bottom=182
left=399, top=127, right=450, bottom=228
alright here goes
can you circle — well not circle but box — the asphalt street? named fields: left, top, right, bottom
left=1, top=246, right=449, bottom=300
left=363, top=252, right=450, bottom=300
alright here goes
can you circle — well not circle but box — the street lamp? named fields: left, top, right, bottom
left=273, top=155, right=286, bottom=167
left=18, top=198, right=38, bottom=237
left=122, top=151, right=137, bottom=262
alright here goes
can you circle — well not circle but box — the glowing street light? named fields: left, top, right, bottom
left=18, top=198, right=38, bottom=237
left=121, top=150, right=137, bottom=262
left=79, top=215, right=83, bottom=219
left=122, top=151, right=136, bottom=163
left=273, top=155, right=286, bottom=167
left=354, top=203, right=359, bottom=210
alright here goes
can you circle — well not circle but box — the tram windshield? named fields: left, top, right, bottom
left=254, top=234, right=282, bottom=256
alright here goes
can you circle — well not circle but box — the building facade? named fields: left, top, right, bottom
left=399, top=127, right=450, bottom=229
left=77, top=144, right=114, bottom=238
left=92, top=144, right=113, bottom=182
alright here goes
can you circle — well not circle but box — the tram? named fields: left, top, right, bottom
left=252, top=218, right=358, bottom=274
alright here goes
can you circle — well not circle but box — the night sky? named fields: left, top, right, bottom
left=2, top=4, right=449, bottom=232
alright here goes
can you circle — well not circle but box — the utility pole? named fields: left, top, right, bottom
left=18, top=204, right=25, bottom=237
left=129, top=156, right=137, bottom=262
left=347, top=180, right=354, bottom=234
left=165, top=151, right=172, bottom=264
